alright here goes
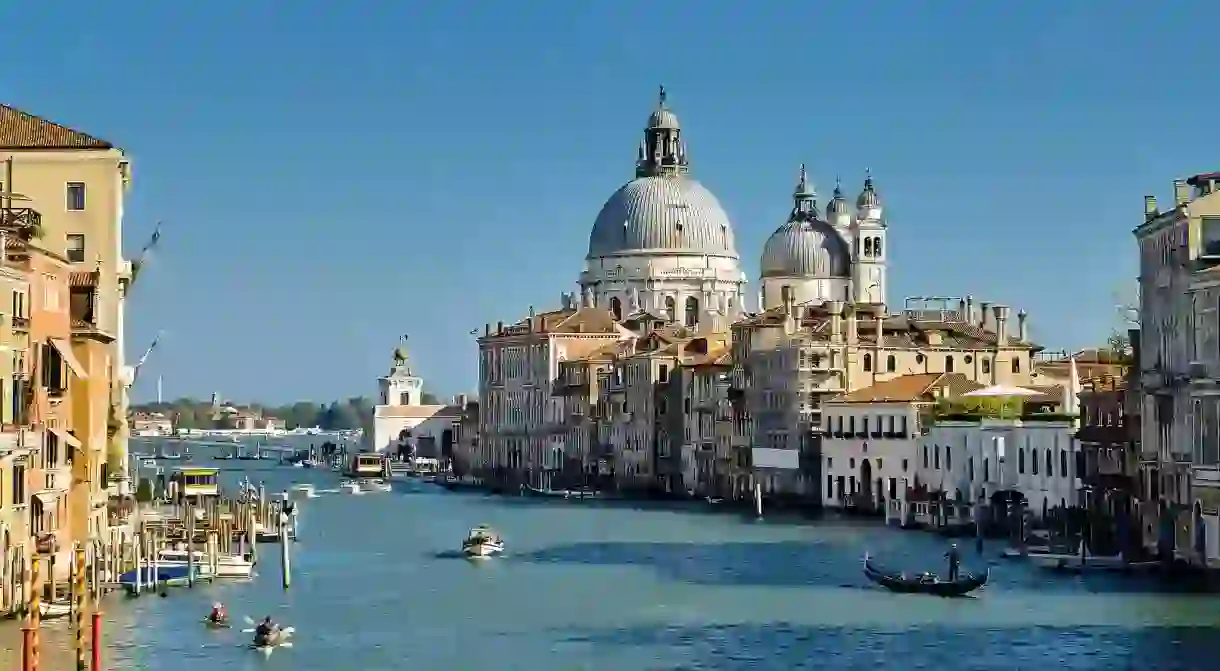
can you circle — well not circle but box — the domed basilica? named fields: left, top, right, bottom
left=577, top=87, right=888, bottom=324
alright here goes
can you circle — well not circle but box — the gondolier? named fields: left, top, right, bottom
left=945, top=543, right=961, bottom=581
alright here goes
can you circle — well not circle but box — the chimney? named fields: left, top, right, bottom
left=484, top=323, right=490, bottom=336
left=528, top=306, right=535, bottom=332
left=496, top=321, right=504, bottom=335
left=994, top=304, right=1010, bottom=346
left=1174, top=179, right=1190, bottom=206
left=966, top=295, right=975, bottom=324
left=979, top=301, right=992, bottom=331
left=875, top=315, right=885, bottom=348
left=957, top=298, right=966, bottom=321
left=1017, top=310, right=1028, bottom=342
left=456, top=393, right=468, bottom=408
left=1144, top=195, right=1159, bottom=220
left=828, top=300, right=844, bottom=342
left=846, top=306, right=859, bottom=344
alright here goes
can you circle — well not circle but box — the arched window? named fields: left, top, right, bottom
left=684, top=296, right=699, bottom=328
left=610, top=297, right=622, bottom=321
left=1012, top=357, right=1021, bottom=373
left=1060, top=449, right=1067, bottom=476
left=945, top=355, right=954, bottom=372
left=863, top=353, right=873, bottom=372
left=981, top=358, right=991, bottom=374
left=864, top=238, right=873, bottom=256
left=664, top=296, right=676, bottom=320
left=1046, top=448, right=1053, bottom=477
left=886, top=355, right=896, bottom=372
left=873, top=237, right=883, bottom=256
left=1018, top=448, right=1025, bottom=474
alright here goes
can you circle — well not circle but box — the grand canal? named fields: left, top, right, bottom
left=2, top=446, right=1220, bottom=670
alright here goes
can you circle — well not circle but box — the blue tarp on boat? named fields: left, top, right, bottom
left=118, top=565, right=192, bottom=586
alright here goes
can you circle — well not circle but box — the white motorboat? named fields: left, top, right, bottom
left=360, top=478, right=392, bottom=493
left=1028, top=551, right=1159, bottom=572
left=157, top=549, right=254, bottom=578
left=338, top=480, right=363, bottom=495
left=290, top=483, right=317, bottom=499
left=40, top=600, right=72, bottom=619
left=462, top=525, right=504, bottom=558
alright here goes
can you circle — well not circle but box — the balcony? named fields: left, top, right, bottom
left=0, top=207, right=42, bottom=237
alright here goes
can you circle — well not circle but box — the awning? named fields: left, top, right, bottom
left=48, top=427, right=82, bottom=449
left=49, top=337, right=88, bottom=380
left=33, top=489, right=65, bottom=505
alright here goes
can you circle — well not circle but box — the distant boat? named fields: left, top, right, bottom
left=118, top=565, right=196, bottom=593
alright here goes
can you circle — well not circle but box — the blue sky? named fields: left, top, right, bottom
left=5, top=2, right=1215, bottom=403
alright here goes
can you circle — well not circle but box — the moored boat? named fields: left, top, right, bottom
left=338, top=480, right=362, bottom=495
left=290, top=483, right=317, bottom=499
left=462, top=525, right=504, bottom=558
left=157, top=549, right=254, bottom=578
left=1027, top=551, right=1159, bottom=572
left=39, top=600, right=71, bottom=619
left=360, top=478, right=392, bottom=493
left=862, top=553, right=988, bottom=597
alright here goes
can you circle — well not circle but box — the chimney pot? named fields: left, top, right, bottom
left=1144, top=195, right=1159, bottom=220
left=1017, top=310, right=1028, bottom=342
left=994, top=304, right=1010, bottom=346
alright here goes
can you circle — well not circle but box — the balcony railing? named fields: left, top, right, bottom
left=0, top=207, right=42, bottom=236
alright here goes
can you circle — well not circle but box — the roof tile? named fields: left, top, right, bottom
left=0, top=104, right=114, bottom=149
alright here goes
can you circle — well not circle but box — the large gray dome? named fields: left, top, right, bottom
left=587, top=176, right=739, bottom=259
left=760, top=219, right=851, bottom=279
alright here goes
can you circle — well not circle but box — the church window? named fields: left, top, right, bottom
left=945, top=355, right=954, bottom=373
left=886, top=355, right=896, bottom=372
left=863, top=354, right=873, bottom=372
left=1012, top=357, right=1021, bottom=373
left=864, top=238, right=873, bottom=256
left=982, top=358, right=991, bottom=374
left=915, top=354, right=924, bottom=364
left=873, top=237, right=883, bottom=256
left=665, top=296, right=676, bottom=319
left=610, top=297, right=622, bottom=320
left=685, top=297, right=699, bottom=328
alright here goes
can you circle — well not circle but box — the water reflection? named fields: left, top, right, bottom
left=555, top=622, right=1220, bottom=671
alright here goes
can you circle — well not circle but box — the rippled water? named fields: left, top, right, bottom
left=2, top=449, right=1219, bottom=669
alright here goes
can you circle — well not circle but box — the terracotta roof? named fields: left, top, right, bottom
left=0, top=104, right=114, bottom=149
left=682, top=343, right=731, bottom=367
left=374, top=404, right=462, bottom=419
left=832, top=373, right=984, bottom=404
left=69, top=271, right=99, bottom=288
left=732, top=307, right=1039, bottom=351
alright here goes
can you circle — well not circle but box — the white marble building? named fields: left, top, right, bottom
left=578, top=87, right=746, bottom=328
left=921, top=420, right=1081, bottom=521
left=371, top=343, right=461, bottom=455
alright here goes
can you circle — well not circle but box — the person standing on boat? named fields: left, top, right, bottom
left=208, top=602, right=227, bottom=623
left=945, top=543, right=961, bottom=581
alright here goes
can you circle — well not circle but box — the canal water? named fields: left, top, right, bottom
left=3, top=442, right=1220, bottom=670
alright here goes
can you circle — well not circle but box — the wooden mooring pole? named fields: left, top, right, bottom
left=75, top=545, right=87, bottom=671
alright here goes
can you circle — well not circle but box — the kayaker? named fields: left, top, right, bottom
left=254, top=616, right=276, bottom=644
left=207, top=602, right=227, bottom=623
left=945, top=543, right=961, bottom=581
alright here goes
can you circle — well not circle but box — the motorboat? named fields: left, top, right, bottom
left=862, top=553, right=988, bottom=597
left=157, top=548, right=254, bottom=578
left=462, top=525, right=504, bottom=558
left=117, top=565, right=197, bottom=594
left=338, top=480, right=363, bottom=495
left=289, top=483, right=317, bottom=499
left=39, top=601, right=72, bottom=619
left=1028, top=551, right=1159, bottom=572
left=360, top=478, right=392, bottom=493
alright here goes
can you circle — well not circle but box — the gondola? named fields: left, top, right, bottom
left=862, top=552, right=988, bottom=597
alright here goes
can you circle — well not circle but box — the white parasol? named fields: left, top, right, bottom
left=962, top=384, right=1043, bottom=398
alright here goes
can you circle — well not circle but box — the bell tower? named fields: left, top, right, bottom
left=379, top=336, right=423, bottom=406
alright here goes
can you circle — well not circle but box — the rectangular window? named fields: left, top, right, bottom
left=66, top=182, right=86, bottom=211
left=66, top=234, right=86, bottom=263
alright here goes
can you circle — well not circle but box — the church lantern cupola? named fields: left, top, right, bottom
left=635, top=86, right=689, bottom=178
left=825, top=177, right=852, bottom=230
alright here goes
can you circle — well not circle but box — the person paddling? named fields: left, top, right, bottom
left=945, top=543, right=961, bottom=581
left=207, top=602, right=227, bottom=624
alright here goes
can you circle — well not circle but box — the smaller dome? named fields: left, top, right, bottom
left=826, top=182, right=850, bottom=218
left=857, top=173, right=882, bottom=210
left=648, top=108, right=680, bottom=130
left=760, top=219, right=851, bottom=279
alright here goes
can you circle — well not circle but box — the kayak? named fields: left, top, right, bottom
left=203, top=618, right=231, bottom=629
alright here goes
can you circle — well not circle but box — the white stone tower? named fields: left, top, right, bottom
left=851, top=171, right=887, bottom=307
left=379, top=337, right=424, bottom=406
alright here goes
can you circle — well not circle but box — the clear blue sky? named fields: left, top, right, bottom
left=5, top=2, right=1215, bottom=404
